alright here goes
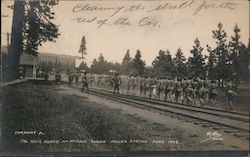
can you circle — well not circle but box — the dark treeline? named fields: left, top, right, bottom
left=88, top=23, right=250, bottom=85
left=38, top=60, right=75, bottom=74
left=37, top=23, right=249, bottom=87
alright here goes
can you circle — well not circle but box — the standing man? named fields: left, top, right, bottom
left=19, top=67, right=24, bottom=79
left=81, top=72, right=89, bottom=92
left=68, top=73, right=74, bottom=86
left=127, top=75, right=132, bottom=94
left=112, top=73, right=121, bottom=94
left=97, top=74, right=102, bottom=87
left=90, top=74, right=94, bottom=87
left=139, top=76, right=145, bottom=96
left=131, top=76, right=137, bottom=95
left=75, top=73, right=79, bottom=86
left=226, top=82, right=237, bottom=110
left=44, top=72, right=49, bottom=81
left=55, top=72, right=61, bottom=85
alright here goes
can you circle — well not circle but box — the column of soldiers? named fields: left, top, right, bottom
left=62, top=71, right=237, bottom=110
left=123, top=75, right=237, bottom=110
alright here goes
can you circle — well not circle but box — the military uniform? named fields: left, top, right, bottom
left=112, top=73, right=121, bottom=94
left=127, top=76, right=132, bottom=94
left=226, top=82, right=236, bottom=110
left=55, top=72, right=61, bottom=85
left=97, top=75, right=102, bottom=87
left=131, top=76, right=137, bottom=95
left=139, top=76, right=145, bottom=96
left=68, top=73, right=74, bottom=86
left=81, top=73, right=89, bottom=92
left=198, top=85, right=207, bottom=106
left=174, top=83, right=182, bottom=103
left=75, top=74, right=79, bottom=85
left=164, top=82, right=171, bottom=101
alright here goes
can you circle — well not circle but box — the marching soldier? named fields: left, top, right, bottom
left=148, top=77, right=156, bottom=98
left=19, top=67, right=25, bottom=79
left=174, top=82, right=182, bottom=103
left=55, top=72, right=61, bottom=85
left=81, top=72, right=89, bottom=92
left=208, top=81, right=217, bottom=105
left=127, top=75, right=132, bottom=94
left=143, top=76, right=148, bottom=97
left=226, top=82, right=237, bottom=110
left=112, top=73, right=121, bottom=94
left=139, top=76, right=145, bottom=96
left=164, top=81, right=171, bottom=101
left=97, top=74, right=102, bottom=87
left=167, top=80, right=175, bottom=102
left=186, top=84, right=194, bottom=105
left=44, top=72, right=49, bottom=81
left=68, top=73, right=74, bottom=86
left=75, top=73, right=79, bottom=86
left=156, top=81, right=163, bottom=100
left=198, top=84, right=207, bottom=106
left=90, top=74, right=94, bottom=87
left=131, top=76, right=137, bottom=95
left=181, top=81, right=188, bottom=104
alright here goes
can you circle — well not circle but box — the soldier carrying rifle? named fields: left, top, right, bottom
left=111, top=73, right=121, bottom=94
left=81, top=71, right=89, bottom=92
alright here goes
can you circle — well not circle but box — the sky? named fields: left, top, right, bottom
left=1, top=0, right=249, bottom=66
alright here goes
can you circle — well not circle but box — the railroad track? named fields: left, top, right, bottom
left=61, top=82, right=250, bottom=138
left=92, top=87, right=249, bottom=122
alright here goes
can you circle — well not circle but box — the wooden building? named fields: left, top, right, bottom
left=19, top=54, right=38, bottom=78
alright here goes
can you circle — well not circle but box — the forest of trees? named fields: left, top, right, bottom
left=39, top=23, right=249, bottom=88
left=86, top=23, right=249, bottom=85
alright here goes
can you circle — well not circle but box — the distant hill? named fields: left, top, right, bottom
left=38, top=52, right=78, bottom=65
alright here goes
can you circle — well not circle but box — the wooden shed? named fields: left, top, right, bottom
left=19, top=54, right=38, bottom=78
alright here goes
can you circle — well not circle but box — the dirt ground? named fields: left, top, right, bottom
left=1, top=81, right=249, bottom=154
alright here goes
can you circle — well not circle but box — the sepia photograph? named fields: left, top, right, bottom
left=1, top=0, right=249, bottom=156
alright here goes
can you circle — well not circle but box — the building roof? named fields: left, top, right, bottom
left=20, top=54, right=38, bottom=65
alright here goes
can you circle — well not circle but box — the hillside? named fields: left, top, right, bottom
left=38, top=52, right=78, bottom=65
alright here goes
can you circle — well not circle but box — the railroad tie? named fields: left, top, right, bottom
left=233, top=133, right=249, bottom=138
left=224, top=130, right=241, bottom=133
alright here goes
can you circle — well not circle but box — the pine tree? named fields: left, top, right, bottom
left=188, top=38, right=206, bottom=78
left=98, top=53, right=106, bottom=64
left=91, top=54, right=110, bottom=74
left=207, top=45, right=218, bottom=80
left=79, top=36, right=87, bottom=59
left=228, top=24, right=241, bottom=87
left=79, top=62, right=89, bottom=71
left=173, top=48, right=186, bottom=78
left=152, top=49, right=174, bottom=77
left=236, top=38, right=250, bottom=81
left=122, top=49, right=132, bottom=75
left=91, top=58, right=98, bottom=74
left=212, top=23, right=230, bottom=86
left=131, top=49, right=145, bottom=75
left=22, top=0, right=60, bottom=56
